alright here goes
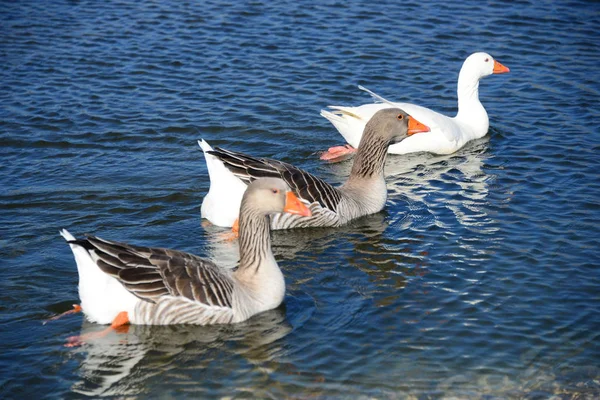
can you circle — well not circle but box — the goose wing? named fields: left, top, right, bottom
left=79, top=235, right=234, bottom=309
left=209, top=146, right=343, bottom=212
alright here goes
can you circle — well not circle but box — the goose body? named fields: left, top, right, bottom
left=320, top=52, right=509, bottom=157
left=61, top=178, right=311, bottom=327
left=200, top=108, right=430, bottom=228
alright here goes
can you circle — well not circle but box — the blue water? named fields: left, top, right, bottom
left=2, top=0, right=599, bottom=398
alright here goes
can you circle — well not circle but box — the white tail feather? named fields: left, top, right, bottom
left=358, top=85, right=396, bottom=106
left=198, top=139, right=247, bottom=227
left=198, top=138, right=212, bottom=153
left=319, top=109, right=347, bottom=125
left=320, top=106, right=367, bottom=147
left=60, top=229, right=137, bottom=324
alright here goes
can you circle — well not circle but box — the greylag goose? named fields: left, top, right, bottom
left=59, top=178, right=311, bottom=344
left=320, top=52, right=509, bottom=160
left=199, top=108, right=430, bottom=228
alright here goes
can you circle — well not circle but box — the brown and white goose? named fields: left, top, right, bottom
left=59, top=178, right=311, bottom=341
left=199, top=108, right=430, bottom=229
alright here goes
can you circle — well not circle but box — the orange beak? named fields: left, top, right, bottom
left=493, top=60, right=510, bottom=74
left=407, top=116, right=430, bottom=136
left=284, top=192, right=312, bottom=217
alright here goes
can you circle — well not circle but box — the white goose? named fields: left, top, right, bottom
left=200, top=108, right=430, bottom=228
left=60, top=178, right=311, bottom=343
left=319, top=52, right=509, bottom=160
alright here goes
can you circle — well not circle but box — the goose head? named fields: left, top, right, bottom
left=242, top=178, right=311, bottom=217
left=367, top=108, right=430, bottom=145
left=461, top=52, right=510, bottom=80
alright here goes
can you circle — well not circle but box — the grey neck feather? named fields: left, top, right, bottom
left=347, top=123, right=390, bottom=182
left=237, top=203, right=271, bottom=274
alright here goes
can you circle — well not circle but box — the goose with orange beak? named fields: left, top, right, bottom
left=199, top=108, right=430, bottom=231
left=320, top=52, right=509, bottom=159
left=59, top=178, right=310, bottom=346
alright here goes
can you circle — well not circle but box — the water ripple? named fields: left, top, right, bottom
left=1, top=0, right=599, bottom=398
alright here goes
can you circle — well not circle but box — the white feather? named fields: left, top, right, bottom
left=198, top=139, right=247, bottom=227
left=321, top=52, right=508, bottom=155
left=60, top=229, right=138, bottom=324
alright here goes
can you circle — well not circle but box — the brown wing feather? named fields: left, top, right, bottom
left=84, top=236, right=234, bottom=308
left=209, top=146, right=343, bottom=211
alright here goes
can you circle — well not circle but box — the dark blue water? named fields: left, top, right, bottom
left=2, top=0, right=599, bottom=398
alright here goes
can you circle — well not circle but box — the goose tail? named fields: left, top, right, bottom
left=60, top=229, right=136, bottom=324
left=198, top=139, right=247, bottom=227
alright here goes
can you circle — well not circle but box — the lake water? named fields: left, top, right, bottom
left=1, top=0, right=599, bottom=398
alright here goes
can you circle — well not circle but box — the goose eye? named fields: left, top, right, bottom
left=271, top=189, right=279, bottom=194
left=485, top=58, right=489, bottom=62
left=397, top=114, right=404, bottom=121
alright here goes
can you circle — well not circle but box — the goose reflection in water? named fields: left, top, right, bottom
left=329, top=136, right=498, bottom=230
left=274, top=211, right=421, bottom=310
left=70, top=306, right=292, bottom=397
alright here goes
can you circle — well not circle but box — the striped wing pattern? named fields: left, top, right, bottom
left=270, top=201, right=340, bottom=229
left=84, top=236, right=234, bottom=309
left=134, top=296, right=235, bottom=325
left=209, top=147, right=343, bottom=212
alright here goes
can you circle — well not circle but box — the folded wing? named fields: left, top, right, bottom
left=209, top=146, right=343, bottom=212
left=82, top=236, right=234, bottom=309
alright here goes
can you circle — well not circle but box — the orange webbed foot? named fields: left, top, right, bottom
left=217, top=218, right=239, bottom=242
left=65, top=311, right=129, bottom=347
left=319, top=144, right=357, bottom=162
left=44, top=304, right=82, bottom=325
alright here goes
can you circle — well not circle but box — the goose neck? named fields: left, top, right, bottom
left=236, top=206, right=272, bottom=274
left=348, top=125, right=390, bottom=181
left=456, top=68, right=482, bottom=115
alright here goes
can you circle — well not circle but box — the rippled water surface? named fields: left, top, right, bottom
left=2, top=1, right=599, bottom=398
